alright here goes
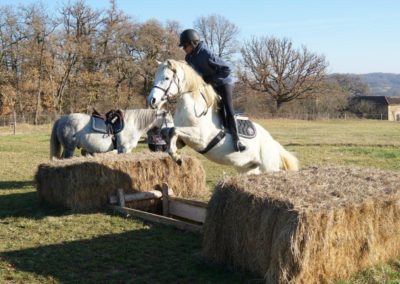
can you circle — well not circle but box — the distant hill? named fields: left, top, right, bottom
left=359, top=73, right=400, bottom=96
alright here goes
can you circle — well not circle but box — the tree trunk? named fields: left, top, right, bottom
left=271, top=100, right=283, bottom=117
left=276, top=100, right=283, bottom=110
left=56, top=54, right=77, bottom=114
left=34, top=88, right=41, bottom=125
left=34, top=42, right=45, bottom=125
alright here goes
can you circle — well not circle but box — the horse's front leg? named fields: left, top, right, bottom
left=167, top=128, right=182, bottom=165
left=162, top=126, right=204, bottom=166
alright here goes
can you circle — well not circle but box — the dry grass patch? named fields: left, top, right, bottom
left=203, top=166, right=400, bottom=283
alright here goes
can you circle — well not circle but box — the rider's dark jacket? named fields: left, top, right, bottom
left=185, top=41, right=233, bottom=87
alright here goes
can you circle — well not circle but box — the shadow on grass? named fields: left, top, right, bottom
left=0, top=180, right=34, bottom=190
left=1, top=224, right=260, bottom=284
left=0, top=191, right=67, bottom=219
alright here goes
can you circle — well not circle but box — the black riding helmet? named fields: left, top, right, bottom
left=179, top=29, right=200, bottom=48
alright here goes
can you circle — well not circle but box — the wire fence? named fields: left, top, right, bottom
left=0, top=111, right=397, bottom=135
left=239, top=112, right=393, bottom=121
left=0, top=112, right=59, bottom=127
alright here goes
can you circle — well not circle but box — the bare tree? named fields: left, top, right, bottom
left=239, top=37, right=328, bottom=110
left=329, top=74, right=370, bottom=96
left=0, top=1, right=187, bottom=117
left=165, top=20, right=183, bottom=59
left=129, top=19, right=182, bottom=97
left=56, top=0, right=104, bottom=112
left=0, top=6, right=28, bottom=116
left=20, top=3, right=58, bottom=123
left=193, top=14, right=239, bottom=61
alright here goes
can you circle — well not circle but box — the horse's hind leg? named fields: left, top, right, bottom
left=237, top=163, right=261, bottom=175
left=245, top=167, right=261, bottom=175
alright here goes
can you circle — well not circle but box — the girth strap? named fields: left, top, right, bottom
left=198, top=130, right=226, bottom=154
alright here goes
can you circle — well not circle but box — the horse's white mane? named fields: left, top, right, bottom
left=124, top=109, right=159, bottom=131
left=166, top=59, right=220, bottom=109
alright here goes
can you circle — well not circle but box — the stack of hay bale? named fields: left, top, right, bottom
left=203, top=166, right=400, bottom=283
left=36, top=152, right=207, bottom=211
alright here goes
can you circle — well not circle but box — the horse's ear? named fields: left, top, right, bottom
left=156, top=60, right=162, bottom=65
left=166, top=60, right=176, bottom=71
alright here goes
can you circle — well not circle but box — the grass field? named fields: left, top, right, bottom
left=1, top=119, right=400, bottom=283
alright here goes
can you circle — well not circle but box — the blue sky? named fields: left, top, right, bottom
left=2, top=0, right=400, bottom=74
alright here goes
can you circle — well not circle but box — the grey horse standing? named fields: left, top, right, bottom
left=50, top=109, right=172, bottom=159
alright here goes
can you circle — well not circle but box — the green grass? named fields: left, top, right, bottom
left=255, top=118, right=400, bottom=146
left=1, top=119, right=400, bottom=283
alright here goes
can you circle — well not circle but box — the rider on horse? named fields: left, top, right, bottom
left=179, top=29, right=246, bottom=152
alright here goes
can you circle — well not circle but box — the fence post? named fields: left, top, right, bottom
left=13, top=110, right=16, bottom=135
left=162, top=183, right=170, bottom=217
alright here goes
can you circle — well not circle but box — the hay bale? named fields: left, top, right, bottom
left=36, top=152, right=207, bottom=211
left=203, top=166, right=400, bottom=283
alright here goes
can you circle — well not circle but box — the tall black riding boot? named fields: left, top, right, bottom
left=214, top=84, right=246, bottom=152
left=228, top=117, right=246, bottom=152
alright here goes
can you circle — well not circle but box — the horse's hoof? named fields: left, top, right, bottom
left=177, top=159, right=183, bottom=166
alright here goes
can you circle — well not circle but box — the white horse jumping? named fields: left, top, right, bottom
left=147, top=59, right=298, bottom=174
left=50, top=109, right=172, bottom=159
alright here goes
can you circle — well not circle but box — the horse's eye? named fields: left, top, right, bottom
left=165, top=77, right=169, bottom=81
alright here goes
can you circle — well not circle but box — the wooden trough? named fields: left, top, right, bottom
left=109, top=183, right=207, bottom=233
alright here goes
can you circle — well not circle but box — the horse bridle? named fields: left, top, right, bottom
left=151, top=66, right=210, bottom=117
left=151, top=69, right=181, bottom=104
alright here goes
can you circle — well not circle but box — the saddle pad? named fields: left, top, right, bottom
left=237, top=118, right=256, bottom=139
left=91, top=116, right=108, bottom=134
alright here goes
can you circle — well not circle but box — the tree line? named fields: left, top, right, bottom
left=0, top=0, right=370, bottom=123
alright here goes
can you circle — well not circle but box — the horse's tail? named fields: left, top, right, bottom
left=278, top=143, right=299, bottom=171
left=50, top=119, right=62, bottom=160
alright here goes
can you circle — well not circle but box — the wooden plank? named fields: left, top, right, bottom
left=169, top=200, right=207, bottom=223
left=110, top=205, right=202, bottom=233
left=169, top=197, right=208, bottom=208
left=109, top=190, right=162, bottom=205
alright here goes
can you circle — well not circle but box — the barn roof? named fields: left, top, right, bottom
left=386, top=96, right=400, bottom=105
left=352, top=96, right=400, bottom=105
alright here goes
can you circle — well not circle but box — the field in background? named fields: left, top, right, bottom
left=183, top=119, right=400, bottom=187
left=1, top=119, right=400, bottom=283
